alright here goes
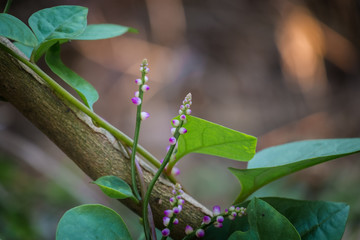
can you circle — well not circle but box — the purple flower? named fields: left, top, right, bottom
left=169, top=137, right=176, bottom=145
left=164, top=209, right=173, bottom=217
left=144, top=76, right=149, bottom=83
left=141, top=84, right=150, bottom=92
left=173, top=206, right=181, bottom=214
left=140, top=112, right=150, bottom=120
left=216, top=216, right=224, bottom=223
left=170, top=128, right=176, bottom=136
left=171, top=167, right=180, bottom=176
left=214, top=222, right=223, bottom=228
left=135, top=78, right=142, bottom=85
left=196, top=229, right=205, bottom=238
left=178, top=198, right=185, bottom=205
left=202, top=215, right=211, bottom=225
left=185, top=225, right=193, bottom=235
left=172, top=119, right=180, bottom=127
left=180, top=115, right=186, bottom=120
left=213, top=205, right=221, bottom=216
left=131, top=97, right=142, bottom=105
left=173, top=218, right=179, bottom=225
left=179, top=127, right=187, bottom=134
left=163, top=216, right=170, bottom=226
left=170, top=197, right=176, bottom=205
left=134, top=91, right=139, bottom=97
left=161, top=228, right=170, bottom=237
left=186, top=109, right=192, bottom=115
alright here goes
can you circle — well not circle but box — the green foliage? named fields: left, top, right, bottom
left=174, top=115, right=257, bottom=163
left=204, top=197, right=349, bottom=240
left=0, top=13, right=38, bottom=47
left=0, top=5, right=136, bottom=110
left=45, top=42, right=99, bottom=110
left=56, top=204, right=133, bottom=240
left=230, top=138, right=360, bottom=203
left=92, top=175, right=139, bottom=203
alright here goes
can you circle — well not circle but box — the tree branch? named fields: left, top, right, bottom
left=0, top=37, right=211, bottom=239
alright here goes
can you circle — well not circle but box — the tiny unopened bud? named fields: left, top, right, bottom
left=196, top=229, right=205, bottom=238
left=171, top=128, right=176, bottom=136
left=185, top=109, right=192, bottom=115
left=173, top=218, right=179, bottom=225
left=135, top=91, right=139, bottom=97
left=164, top=210, right=173, bottom=218
left=202, top=215, right=211, bottom=225
left=180, top=115, right=186, bottom=121
left=131, top=97, right=141, bottom=105
left=171, top=167, right=181, bottom=176
left=140, top=112, right=150, bottom=120
left=185, top=225, right=193, bottom=235
left=213, top=205, right=221, bottom=216
left=163, top=216, right=170, bottom=226
left=169, top=137, right=176, bottom=145
left=214, top=222, right=223, bottom=228
left=141, top=84, right=150, bottom=92
left=172, top=119, right=180, bottom=127
left=144, top=76, right=149, bottom=82
left=161, top=228, right=170, bottom=237
left=179, top=127, right=187, bottom=134
left=135, top=78, right=142, bottom=85
left=216, top=216, right=224, bottom=223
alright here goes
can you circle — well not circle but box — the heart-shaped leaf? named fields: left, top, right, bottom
left=71, top=24, right=138, bottom=40
left=93, top=175, right=139, bottom=203
left=228, top=198, right=300, bottom=240
left=13, top=42, right=34, bottom=58
left=45, top=42, right=99, bottom=110
left=56, top=204, right=133, bottom=240
left=204, top=198, right=349, bottom=240
left=28, top=5, right=88, bottom=43
left=230, top=138, right=360, bottom=203
left=175, top=116, right=257, bottom=162
left=0, top=13, right=38, bottom=47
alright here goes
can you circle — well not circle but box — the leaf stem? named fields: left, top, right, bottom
left=142, top=122, right=183, bottom=239
left=0, top=42, right=175, bottom=181
left=3, top=0, right=13, bottom=13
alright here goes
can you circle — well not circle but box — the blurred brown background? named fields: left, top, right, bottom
left=1, top=0, right=360, bottom=239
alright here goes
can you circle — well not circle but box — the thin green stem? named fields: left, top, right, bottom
left=3, top=0, right=13, bottom=13
left=130, top=74, right=145, bottom=201
left=0, top=42, right=170, bottom=180
left=142, top=123, right=183, bottom=240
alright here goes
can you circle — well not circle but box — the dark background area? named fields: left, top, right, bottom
left=1, top=0, right=360, bottom=239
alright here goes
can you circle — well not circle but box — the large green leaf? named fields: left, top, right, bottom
left=71, top=24, right=138, bottom=40
left=45, top=42, right=99, bottom=110
left=204, top=198, right=349, bottom=240
left=0, top=13, right=38, bottom=47
left=230, top=138, right=360, bottom=203
left=228, top=198, right=300, bottom=240
left=13, top=42, right=34, bottom=58
left=28, top=5, right=88, bottom=43
left=28, top=5, right=87, bottom=62
left=175, top=116, right=257, bottom=162
left=56, top=204, right=133, bottom=240
left=93, top=175, right=139, bottom=203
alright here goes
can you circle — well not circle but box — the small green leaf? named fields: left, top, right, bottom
left=93, top=175, right=139, bottom=203
left=45, top=42, right=99, bottom=110
left=228, top=198, right=300, bottom=240
left=0, top=13, right=38, bottom=47
left=71, top=24, right=138, bottom=40
left=28, top=5, right=88, bottom=43
left=56, top=204, right=133, bottom=240
left=175, top=116, right=257, bottom=161
left=13, top=42, right=34, bottom=58
left=204, top=198, right=349, bottom=240
left=230, top=138, right=360, bottom=203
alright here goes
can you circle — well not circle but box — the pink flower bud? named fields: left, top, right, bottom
left=141, top=84, right=150, bottom=92
left=196, top=229, right=205, bottom=238
left=180, top=115, right=186, bottom=120
left=185, top=225, right=193, bottom=235
left=135, top=78, right=142, bottom=85
left=140, top=112, right=150, bottom=120
left=216, top=216, right=224, bottom=223
left=135, top=91, right=139, bottom=97
left=179, top=127, right=187, bottom=134
left=213, top=205, right=221, bottom=216
left=169, top=137, right=176, bottom=145
left=172, top=119, right=180, bottom=127
left=163, top=216, right=170, bottom=226
left=171, top=167, right=180, bottom=176
left=186, top=109, right=192, bottom=115
left=214, top=222, right=223, bottom=228
left=171, top=128, right=176, bottom=135
left=144, top=76, right=149, bottom=82
left=173, top=218, right=179, bottom=225
left=131, top=97, right=141, bottom=105
left=161, top=228, right=170, bottom=237
left=202, top=215, right=211, bottom=225
left=164, top=209, right=173, bottom=218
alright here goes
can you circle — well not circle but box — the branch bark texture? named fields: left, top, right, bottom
left=0, top=37, right=210, bottom=239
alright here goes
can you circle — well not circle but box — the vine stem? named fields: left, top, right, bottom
left=130, top=71, right=146, bottom=200
left=0, top=41, right=177, bottom=184
left=142, top=123, right=183, bottom=239
left=3, top=0, right=13, bottom=13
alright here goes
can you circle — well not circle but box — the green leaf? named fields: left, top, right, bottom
left=0, top=13, right=38, bottom=47
left=13, top=42, right=34, bottom=58
left=56, top=204, right=133, bottom=240
left=228, top=198, right=300, bottom=240
left=93, top=175, right=139, bottom=203
left=31, top=39, right=68, bottom=63
left=204, top=198, right=349, bottom=240
left=175, top=116, right=257, bottom=161
left=28, top=5, right=88, bottom=43
left=230, top=138, right=360, bottom=203
left=71, top=24, right=138, bottom=40
left=45, top=42, right=99, bottom=110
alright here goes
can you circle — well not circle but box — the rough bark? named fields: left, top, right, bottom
left=0, top=37, right=211, bottom=239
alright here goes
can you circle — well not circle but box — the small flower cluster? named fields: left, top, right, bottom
left=161, top=183, right=185, bottom=238
left=131, top=59, right=150, bottom=120
left=184, top=205, right=247, bottom=238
